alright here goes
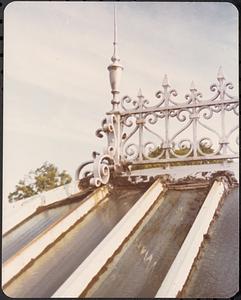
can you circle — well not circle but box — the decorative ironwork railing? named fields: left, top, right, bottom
left=76, top=68, right=239, bottom=187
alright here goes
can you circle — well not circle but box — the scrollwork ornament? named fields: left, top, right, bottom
left=197, top=137, right=218, bottom=156
left=154, top=90, right=165, bottom=107
left=168, top=89, right=178, bottom=105
left=143, top=141, right=165, bottom=160
left=176, top=109, right=191, bottom=122
left=96, top=128, right=105, bottom=138
left=185, top=93, right=192, bottom=104
left=77, top=69, right=238, bottom=188
left=225, top=82, right=234, bottom=91
left=197, top=106, right=213, bottom=120
left=170, top=89, right=178, bottom=97
left=91, top=155, right=114, bottom=186
left=208, top=83, right=220, bottom=102
left=211, top=104, right=222, bottom=113
left=169, top=139, right=193, bottom=158
left=209, top=78, right=235, bottom=102
left=210, top=83, right=218, bottom=93
left=96, top=116, right=116, bottom=138
left=143, top=98, right=151, bottom=108
left=224, top=103, right=236, bottom=112
left=107, top=145, right=115, bottom=156
left=125, top=143, right=139, bottom=160
left=196, top=92, right=203, bottom=101
left=75, top=160, right=94, bottom=181
left=156, top=111, right=166, bottom=118
left=169, top=109, right=178, bottom=118
left=96, top=118, right=107, bottom=138
left=122, top=115, right=136, bottom=127
left=146, top=112, right=159, bottom=125
left=121, top=95, right=139, bottom=111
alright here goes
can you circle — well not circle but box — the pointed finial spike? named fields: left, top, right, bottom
left=162, top=74, right=169, bottom=87
left=217, top=66, right=225, bottom=80
left=107, top=3, right=123, bottom=109
left=138, top=88, right=143, bottom=97
left=190, top=81, right=196, bottom=91
left=111, top=3, right=119, bottom=62
left=114, top=3, right=116, bottom=44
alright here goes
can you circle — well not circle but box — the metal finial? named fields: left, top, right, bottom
left=111, top=3, right=119, bottom=62
left=138, top=88, right=143, bottom=98
left=190, top=81, right=197, bottom=91
left=217, top=66, right=225, bottom=80
left=162, top=74, right=169, bottom=88
left=108, top=3, right=123, bottom=110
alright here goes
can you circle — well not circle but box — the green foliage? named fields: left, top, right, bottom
left=8, top=162, right=72, bottom=203
left=148, top=146, right=163, bottom=158
left=149, top=143, right=215, bottom=159
left=132, top=143, right=226, bottom=171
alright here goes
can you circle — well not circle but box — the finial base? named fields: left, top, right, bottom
left=108, top=63, right=123, bottom=99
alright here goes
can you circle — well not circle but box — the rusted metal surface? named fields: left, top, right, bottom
left=3, top=187, right=145, bottom=298
left=79, top=183, right=166, bottom=298
left=85, top=187, right=208, bottom=298
left=179, top=187, right=239, bottom=298
left=131, top=161, right=239, bottom=184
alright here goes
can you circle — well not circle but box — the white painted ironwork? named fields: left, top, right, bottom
left=76, top=66, right=239, bottom=187
left=76, top=8, right=239, bottom=187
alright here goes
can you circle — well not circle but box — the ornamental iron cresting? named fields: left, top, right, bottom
left=76, top=6, right=239, bottom=187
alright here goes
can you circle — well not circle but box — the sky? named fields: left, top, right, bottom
left=3, top=2, right=239, bottom=207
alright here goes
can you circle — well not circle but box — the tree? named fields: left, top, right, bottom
left=133, top=143, right=225, bottom=171
left=8, top=162, right=72, bottom=202
left=149, top=143, right=214, bottom=159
